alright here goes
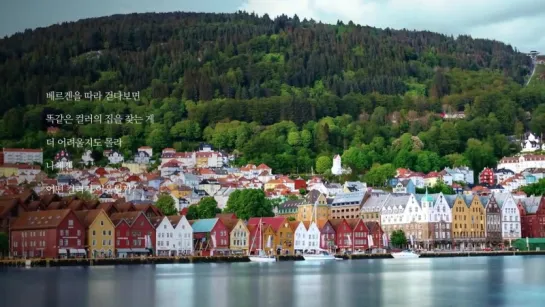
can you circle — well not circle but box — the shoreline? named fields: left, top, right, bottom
left=2, top=251, right=545, bottom=267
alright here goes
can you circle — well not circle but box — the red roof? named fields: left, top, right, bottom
left=247, top=217, right=287, bottom=232
left=11, top=209, right=72, bottom=230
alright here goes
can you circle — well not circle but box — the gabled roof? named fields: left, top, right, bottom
left=191, top=218, right=219, bottom=233
left=110, top=211, right=144, bottom=227
left=74, top=209, right=106, bottom=228
left=247, top=217, right=286, bottom=232
left=288, top=221, right=300, bottom=231
left=11, top=209, right=73, bottom=230
left=329, top=218, right=350, bottom=231
left=149, top=216, right=163, bottom=229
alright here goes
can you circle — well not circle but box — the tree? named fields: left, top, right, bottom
left=74, top=190, right=98, bottom=201
left=464, top=139, right=496, bottom=181
left=522, top=178, right=545, bottom=196
left=197, top=197, right=221, bottom=218
left=287, top=216, right=296, bottom=221
left=0, top=232, right=8, bottom=257
left=156, top=193, right=178, bottom=216
left=186, top=205, right=199, bottom=220
left=390, top=230, right=407, bottom=248
left=224, top=189, right=274, bottom=220
left=315, top=156, right=332, bottom=174
left=365, top=163, right=396, bottom=186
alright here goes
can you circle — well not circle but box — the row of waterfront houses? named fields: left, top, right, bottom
left=6, top=206, right=385, bottom=259
left=277, top=190, right=545, bottom=250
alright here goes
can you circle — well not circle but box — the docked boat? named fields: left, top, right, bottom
left=249, top=250, right=276, bottom=263
left=391, top=250, right=420, bottom=259
left=248, top=219, right=276, bottom=263
left=303, top=249, right=336, bottom=261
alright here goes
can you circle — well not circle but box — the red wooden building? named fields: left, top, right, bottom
left=317, top=219, right=336, bottom=250
left=365, top=221, right=385, bottom=249
left=190, top=218, right=230, bottom=256
left=347, top=218, right=370, bottom=251
left=520, top=197, right=545, bottom=238
left=479, top=168, right=495, bottom=186
left=110, top=211, right=155, bottom=257
left=10, top=209, right=86, bottom=258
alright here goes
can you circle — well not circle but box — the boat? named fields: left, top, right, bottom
left=303, top=249, right=336, bottom=261
left=391, top=250, right=420, bottom=259
left=248, top=218, right=276, bottom=263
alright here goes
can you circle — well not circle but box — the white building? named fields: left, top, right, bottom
left=444, top=167, right=474, bottom=185
left=155, top=215, right=193, bottom=256
left=293, top=221, right=308, bottom=253
left=81, top=149, right=94, bottom=166
left=104, top=150, right=124, bottom=164
left=331, top=154, right=342, bottom=175
left=134, top=147, right=152, bottom=164
left=497, top=154, right=545, bottom=174
left=3, top=148, right=43, bottom=164
left=306, top=221, right=321, bottom=251
left=494, top=193, right=521, bottom=241
left=520, top=132, right=544, bottom=153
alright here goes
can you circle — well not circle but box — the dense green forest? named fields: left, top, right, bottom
left=1, top=12, right=545, bottom=179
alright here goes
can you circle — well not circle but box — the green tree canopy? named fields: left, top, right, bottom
left=197, top=197, right=221, bottom=219
left=224, top=189, right=274, bottom=220
left=315, top=156, right=332, bottom=174
left=155, top=193, right=178, bottom=216
left=390, top=230, right=407, bottom=248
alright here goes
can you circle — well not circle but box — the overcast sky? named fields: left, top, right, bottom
left=1, top=0, right=544, bottom=53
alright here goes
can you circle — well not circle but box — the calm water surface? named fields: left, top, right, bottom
left=2, top=256, right=545, bottom=307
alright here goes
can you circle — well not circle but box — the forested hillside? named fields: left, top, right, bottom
left=1, top=12, right=545, bottom=179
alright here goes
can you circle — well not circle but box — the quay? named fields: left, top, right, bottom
left=2, top=251, right=545, bottom=267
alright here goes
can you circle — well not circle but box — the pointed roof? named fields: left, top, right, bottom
left=74, top=209, right=106, bottom=228
left=191, top=218, right=219, bottom=233
left=247, top=217, right=287, bottom=232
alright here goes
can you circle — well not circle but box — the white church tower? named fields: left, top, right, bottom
left=331, top=154, right=342, bottom=176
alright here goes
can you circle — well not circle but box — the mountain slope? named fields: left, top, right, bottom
left=1, top=12, right=544, bottom=177
left=0, top=12, right=532, bottom=112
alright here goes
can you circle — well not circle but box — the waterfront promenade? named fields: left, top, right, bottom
left=2, top=250, right=545, bottom=267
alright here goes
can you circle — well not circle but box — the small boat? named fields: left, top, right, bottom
left=248, top=219, right=276, bottom=263
left=249, top=250, right=276, bottom=263
left=303, top=249, right=336, bottom=261
left=391, top=250, right=420, bottom=259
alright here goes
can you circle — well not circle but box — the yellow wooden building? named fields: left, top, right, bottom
left=75, top=209, right=116, bottom=258
left=297, top=190, right=330, bottom=222
left=451, top=195, right=486, bottom=249
left=229, top=219, right=250, bottom=254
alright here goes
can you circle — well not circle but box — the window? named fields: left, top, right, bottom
left=68, top=220, right=74, bottom=226
left=108, top=230, right=111, bottom=236
left=100, top=221, right=104, bottom=226
left=77, top=239, right=81, bottom=246
left=59, top=239, right=63, bottom=246
left=64, top=239, right=68, bottom=246
left=92, top=230, right=96, bottom=236
left=92, top=240, right=96, bottom=246
left=77, top=230, right=81, bottom=236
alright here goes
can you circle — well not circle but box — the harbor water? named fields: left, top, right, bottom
left=1, top=256, right=544, bottom=307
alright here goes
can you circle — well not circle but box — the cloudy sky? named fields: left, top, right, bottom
left=1, top=0, right=544, bottom=52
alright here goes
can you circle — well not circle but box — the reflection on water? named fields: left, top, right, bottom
left=1, top=256, right=545, bottom=307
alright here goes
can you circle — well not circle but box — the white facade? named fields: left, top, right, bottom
left=3, top=148, right=43, bottom=164
left=380, top=195, right=411, bottom=226
left=156, top=217, right=178, bottom=256
left=497, top=155, right=545, bottom=174
left=306, top=222, right=321, bottom=251
left=134, top=151, right=151, bottom=164
left=156, top=216, right=193, bottom=256
left=499, top=195, right=521, bottom=240
left=293, top=222, right=308, bottom=252
left=106, top=151, right=124, bottom=164
left=331, top=155, right=342, bottom=175
left=81, top=149, right=94, bottom=166
left=430, top=193, right=452, bottom=224
left=404, top=194, right=426, bottom=224
left=521, top=133, right=544, bottom=153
